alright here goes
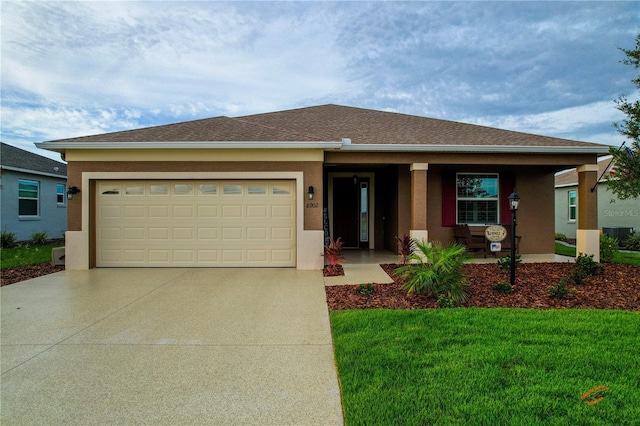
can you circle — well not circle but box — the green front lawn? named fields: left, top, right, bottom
left=555, top=242, right=640, bottom=266
left=0, top=243, right=62, bottom=269
left=331, top=309, right=640, bottom=425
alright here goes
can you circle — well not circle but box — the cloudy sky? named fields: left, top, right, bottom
left=1, top=1, right=638, bottom=161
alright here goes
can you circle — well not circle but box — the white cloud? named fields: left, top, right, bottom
left=1, top=1, right=638, bottom=150
left=461, top=99, right=629, bottom=145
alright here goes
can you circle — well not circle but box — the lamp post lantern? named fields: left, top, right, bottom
left=508, top=189, right=520, bottom=286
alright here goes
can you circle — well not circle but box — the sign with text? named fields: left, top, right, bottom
left=485, top=225, right=507, bottom=242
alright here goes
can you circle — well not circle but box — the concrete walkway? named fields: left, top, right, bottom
left=1, top=269, right=344, bottom=425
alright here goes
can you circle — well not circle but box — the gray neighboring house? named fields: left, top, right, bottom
left=555, top=156, right=639, bottom=239
left=1, top=142, right=68, bottom=241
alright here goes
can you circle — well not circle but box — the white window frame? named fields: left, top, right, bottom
left=456, top=173, right=500, bottom=225
left=18, top=179, right=40, bottom=217
left=57, top=184, right=66, bottom=205
left=568, top=190, right=577, bottom=222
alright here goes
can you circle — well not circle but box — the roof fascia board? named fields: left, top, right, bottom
left=0, top=165, right=67, bottom=179
left=35, top=140, right=610, bottom=155
left=339, top=144, right=610, bottom=154
left=35, top=141, right=344, bottom=152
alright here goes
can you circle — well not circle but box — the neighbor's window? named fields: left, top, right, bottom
left=568, top=190, right=577, bottom=222
left=456, top=174, right=499, bottom=224
left=19, top=179, right=40, bottom=216
left=57, top=184, right=66, bottom=205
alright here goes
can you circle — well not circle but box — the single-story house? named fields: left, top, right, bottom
left=1, top=142, right=68, bottom=241
left=555, top=156, right=639, bottom=240
left=36, top=104, right=610, bottom=269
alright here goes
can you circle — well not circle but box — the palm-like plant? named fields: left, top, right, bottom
left=395, top=240, right=471, bottom=305
left=395, top=234, right=416, bottom=265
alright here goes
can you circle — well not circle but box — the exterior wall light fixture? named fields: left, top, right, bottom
left=307, top=185, right=314, bottom=200
left=67, top=186, right=80, bottom=200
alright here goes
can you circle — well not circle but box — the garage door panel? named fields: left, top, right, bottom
left=197, top=205, right=218, bottom=218
left=149, top=250, right=170, bottom=262
left=172, top=228, right=194, bottom=240
left=149, top=228, right=170, bottom=240
left=197, top=228, right=219, bottom=240
left=124, top=228, right=145, bottom=240
left=246, top=205, right=268, bottom=218
left=222, top=205, right=243, bottom=218
left=97, top=180, right=295, bottom=267
left=123, top=205, right=145, bottom=218
left=99, top=205, right=121, bottom=219
left=272, top=227, right=293, bottom=240
left=172, top=205, right=194, bottom=218
left=148, top=205, right=170, bottom=218
left=271, top=204, right=293, bottom=218
left=247, top=227, right=268, bottom=240
left=197, top=250, right=219, bottom=262
left=222, top=227, right=243, bottom=240
left=247, top=250, right=268, bottom=262
left=100, top=228, right=121, bottom=240
left=222, top=250, right=243, bottom=263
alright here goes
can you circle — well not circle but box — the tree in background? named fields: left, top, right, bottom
left=607, top=33, right=640, bottom=200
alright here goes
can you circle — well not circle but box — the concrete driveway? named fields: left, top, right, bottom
left=1, top=268, right=343, bottom=425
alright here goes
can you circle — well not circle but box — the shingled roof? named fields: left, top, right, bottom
left=43, top=104, right=606, bottom=150
left=555, top=156, right=614, bottom=187
left=1, top=143, right=67, bottom=177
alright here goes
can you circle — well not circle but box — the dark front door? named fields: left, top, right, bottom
left=333, top=177, right=360, bottom=248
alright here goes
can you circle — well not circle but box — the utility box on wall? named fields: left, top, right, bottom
left=52, top=247, right=65, bottom=266
left=602, top=227, right=634, bottom=243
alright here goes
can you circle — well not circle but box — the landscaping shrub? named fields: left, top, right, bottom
left=354, top=284, right=374, bottom=296
left=621, top=233, right=640, bottom=251
left=1, top=231, right=17, bottom=248
left=30, top=231, right=49, bottom=245
left=395, top=240, right=470, bottom=305
left=548, top=278, right=576, bottom=298
left=555, top=232, right=567, bottom=241
left=575, top=253, right=605, bottom=277
left=600, top=233, right=619, bottom=263
left=494, top=281, right=514, bottom=294
left=497, top=254, right=522, bottom=272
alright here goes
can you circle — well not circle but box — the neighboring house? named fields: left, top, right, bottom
left=0, top=142, right=68, bottom=241
left=555, top=156, right=639, bottom=239
left=36, top=104, right=609, bottom=269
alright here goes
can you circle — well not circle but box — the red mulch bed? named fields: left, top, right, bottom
left=323, top=265, right=345, bottom=277
left=1, top=264, right=65, bottom=286
left=325, top=263, right=640, bottom=311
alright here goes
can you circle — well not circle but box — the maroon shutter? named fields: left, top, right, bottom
left=500, top=173, right=515, bottom=225
left=442, top=172, right=456, bottom=226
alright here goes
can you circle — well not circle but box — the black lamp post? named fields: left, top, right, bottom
left=508, top=189, right=520, bottom=286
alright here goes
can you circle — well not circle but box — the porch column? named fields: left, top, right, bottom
left=410, top=163, right=429, bottom=243
left=576, top=164, right=600, bottom=261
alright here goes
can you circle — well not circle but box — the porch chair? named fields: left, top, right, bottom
left=454, top=224, right=487, bottom=258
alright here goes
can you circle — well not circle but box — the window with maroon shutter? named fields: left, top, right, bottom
left=443, top=173, right=515, bottom=226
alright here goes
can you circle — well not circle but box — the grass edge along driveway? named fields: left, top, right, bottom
left=331, top=308, right=640, bottom=425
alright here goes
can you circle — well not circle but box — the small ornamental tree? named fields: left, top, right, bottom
left=608, top=33, right=640, bottom=200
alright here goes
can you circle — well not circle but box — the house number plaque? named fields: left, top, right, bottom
left=485, top=225, right=507, bottom=242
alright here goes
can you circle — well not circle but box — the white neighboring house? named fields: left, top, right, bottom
left=0, top=143, right=68, bottom=241
left=555, top=155, right=639, bottom=240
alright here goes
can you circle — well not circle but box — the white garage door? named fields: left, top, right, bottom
left=96, top=180, right=296, bottom=267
